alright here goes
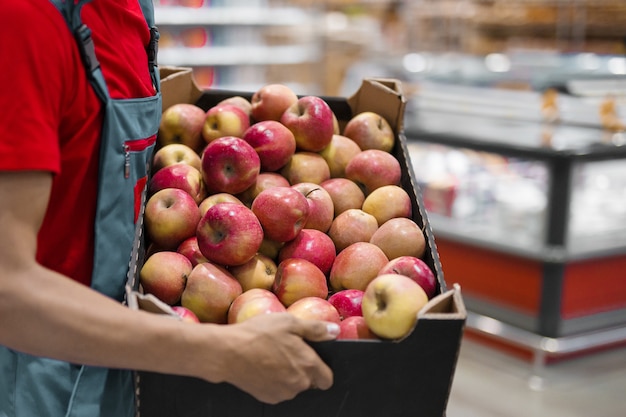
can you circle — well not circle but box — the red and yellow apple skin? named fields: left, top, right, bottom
left=369, top=217, right=426, bottom=260
left=286, top=296, right=341, bottom=324
left=242, top=120, right=296, bottom=172
left=329, top=242, right=389, bottom=292
left=144, top=188, right=201, bottom=250
left=201, top=136, right=260, bottom=195
left=272, top=258, right=328, bottom=307
left=278, top=229, right=336, bottom=276
left=378, top=256, right=437, bottom=299
left=342, top=111, right=395, bottom=153
left=139, top=251, right=192, bottom=306
left=227, top=288, right=286, bottom=324
left=345, top=149, right=402, bottom=195
left=158, top=103, right=207, bottom=153
left=280, top=96, right=335, bottom=152
left=251, top=186, right=309, bottom=243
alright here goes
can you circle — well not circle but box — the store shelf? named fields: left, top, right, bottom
left=158, top=45, right=321, bottom=67
left=154, top=6, right=315, bottom=27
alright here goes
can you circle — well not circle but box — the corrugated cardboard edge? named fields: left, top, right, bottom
left=347, top=77, right=406, bottom=133
left=159, top=66, right=203, bottom=113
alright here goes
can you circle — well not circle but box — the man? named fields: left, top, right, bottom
left=0, top=1, right=338, bottom=416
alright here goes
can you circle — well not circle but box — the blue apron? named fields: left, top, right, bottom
left=0, top=0, right=161, bottom=415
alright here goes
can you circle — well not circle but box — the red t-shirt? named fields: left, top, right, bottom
left=0, top=0, right=156, bottom=286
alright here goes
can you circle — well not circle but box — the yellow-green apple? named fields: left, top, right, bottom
left=337, top=316, right=378, bottom=340
left=181, top=262, right=243, bottom=324
left=177, top=236, right=210, bottom=267
left=229, top=253, right=277, bottom=292
left=369, top=217, right=426, bottom=260
left=345, top=149, right=402, bottom=195
left=342, top=111, right=395, bottom=152
left=327, top=208, right=379, bottom=253
left=251, top=186, right=309, bottom=242
left=171, top=306, right=201, bottom=323
left=328, top=289, right=364, bottom=319
left=148, top=163, right=206, bottom=204
left=199, top=192, right=244, bottom=217
left=329, top=242, right=389, bottom=291
left=201, top=103, right=250, bottom=144
left=227, top=288, right=286, bottom=324
left=362, top=273, right=429, bottom=339
left=280, top=152, right=331, bottom=185
left=272, top=258, right=328, bottom=307
left=196, top=202, right=263, bottom=267
left=286, top=296, right=341, bottom=324
left=318, top=134, right=362, bottom=178
left=280, top=96, right=335, bottom=152
left=236, top=172, right=290, bottom=207
left=277, top=229, right=336, bottom=276
left=320, top=178, right=365, bottom=217
left=152, top=143, right=202, bottom=174
left=158, top=103, right=206, bottom=153
left=217, top=95, right=252, bottom=119
left=258, top=237, right=284, bottom=261
left=145, top=188, right=201, bottom=250
left=362, top=184, right=412, bottom=226
left=201, top=136, right=260, bottom=195
left=378, top=256, right=437, bottom=299
left=242, top=120, right=296, bottom=172
left=291, top=182, right=334, bottom=233
left=250, top=83, right=299, bottom=122
left=139, top=251, right=192, bottom=305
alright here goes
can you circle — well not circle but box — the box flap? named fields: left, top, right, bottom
left=126, top=287, right=180, bottom=319
left=159, top=66, right=203, bottom=112
left=347, top=78, right=407, bottom=133
left=419, top=283, right=466, bottom=319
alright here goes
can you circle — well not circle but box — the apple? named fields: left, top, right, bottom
left=250, top=83, right=299, bottom=122
left=272, top=258, right=328, bottom=307
left=152, top=143, right=202, bottom=174
left=228, top=288, right=286, bottom=324
left=236, top=172, right=290, bottom=208
left=198, top=192, right=244, bottom=217
left=369, top=217, right=426, bottom=260
left=378, top=256, right=437, bottom=299
left=319, top=134, right=362, bottom=178
left=329, top=242, right=389, bottom=292
left=251, top=186, right=309, bottom=242
left=148, top=163, right=206, bottom=204
left=280, top=96, right=335, bottom=152
left=327, top=208, right=379, bottom=253
left=229, top=253, right=278, bottom=292
left=217, top=95, right=252, bottom=119
left=181, top=262, right=243, bottom=324
left=291, top=182, right=334, bottom=233
left=286, top=297, right=341, bottom=324
left=277, top=229, right=336, bottom=276
left=362, top=184, right=412, bottom=226
left=177, top=236, right=210, bottom=267
left=158, top=103, right=206, bottom=153
left=201, top=103, right=250, bottom=144
left=171, top=306, right=201, bottom=323
left=345, top=149, right=402, bottom=195
left=280, top=152, right=331, bottom=185
left=139, top=251, right=192, bottom=305
left=196, top=202, right=264, bottom=267
left=201, top=136, right=260, bottom=195
left=362, top=273, right=429, bottom=340
left=337, top=316, right=378, bottom=340
left=342, top=111, right=395, bottom=152
left=144, top=188, right=201, bottom=250
left=242, top=120, right=296, bottom=172
left=258, top=237, right=284, bottom=261
left=320, top=178, right=365, bottom=217
left=328, top=289, right=364, bottom=319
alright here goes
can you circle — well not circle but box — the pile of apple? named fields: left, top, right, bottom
left=140, top=83, right=437, bottom=341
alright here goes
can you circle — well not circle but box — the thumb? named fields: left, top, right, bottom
left=295, top=319, right=340, bottom=342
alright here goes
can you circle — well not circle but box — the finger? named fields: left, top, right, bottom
left=294, top=319, right=340, bottom=342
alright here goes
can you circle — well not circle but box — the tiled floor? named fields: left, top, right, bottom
left=446, top=337, right=626, bottom=417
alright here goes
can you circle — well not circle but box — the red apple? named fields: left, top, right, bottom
left=229, top=253, right=278, bottom=292
left=345, top=149, right=402, bottom=195
left=337, top=316, right=378, bottom=340
left=181, top=262, right=243, bottom=324
left=196, top=202, right=264, bottom=267
left=242, top=120, right=296, bottom=172
left=236, top=171, right=290, bottom=207
left=202, top=103, right=250, bottom=144
left=369, top=217, right=426, bottom=260
left=171, top=306, right=201, bottom=323
left=158, top=103, right=207, bottom=153
left=272, top=258, right=328, bottom=307
left=139, top=251, right=192, bottom=305
left=378, top=256, right=437, bottom=299
left=342, top=111, right=395, bottom=152
left=278, top=229, right=336, bottom=276
left=280, top=96, right=335, bottom=152
left=198, top=192, right=244, bottom=217
left=152, top=143, right=202, bottom=174
left=319, top=134, right=362, bottom=178
left=148, top=163, right=206, bottom=204
left=201, top=136, right=260, bottom=195
left=217, top=95, right=252, bottom=119
left=280, top=151, right=331, bottom=185
left=362, top=273, right=429, bottom=340
left=286, top=296, right=341, bottom=324
left=328, top=289, right=364, bottom=319
left=329, top=242, right=389, bottom=292
left=228, top=288, right=286, bottom=324
left=177, top=236, right=210, bottom=267
left=251, top=186, right=309, bottom=242
left=250, top=83, right=299, bottom=122
left=320, top=178, right=365, bottom=217
left=144, top=188, right=201, bottom=250
left=291, top=182, right=334, bottom=233
left=327, top=208, right=379, bottom=253
left=362, top=184, right=412, bottom=226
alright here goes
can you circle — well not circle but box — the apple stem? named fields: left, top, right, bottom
left=375, top=290, right=387, bottom=310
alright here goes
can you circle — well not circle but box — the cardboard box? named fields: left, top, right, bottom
left=131, top=67, right=466, bottom=417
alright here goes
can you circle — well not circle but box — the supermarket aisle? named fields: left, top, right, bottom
left=446, top=337, right=626, bottom=417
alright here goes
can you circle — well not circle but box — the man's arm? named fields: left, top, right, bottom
left=0, top=171, right=338, bottom=404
